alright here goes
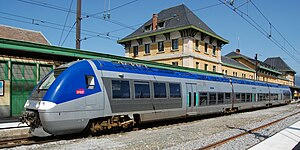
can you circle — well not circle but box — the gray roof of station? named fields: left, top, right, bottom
left=118, top=4, right=228, bottom=43
left=221, top=56, right=255, bottom=72
left=264, top=57, right=296, bottom=73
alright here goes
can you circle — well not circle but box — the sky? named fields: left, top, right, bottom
left=0, top=0, right=300, bottom=75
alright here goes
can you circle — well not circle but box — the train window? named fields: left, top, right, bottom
left=85, top=76, right=95, bottom=89
left=265, top=93, right=269, bottom=101
left=236, top=93, right=241, bottom=102
left=241, top=93, right=246, bottom=102
left=209, top=93, right=217, bottom=105
left=258, top=93, right=263, bottom=101
left=246, top=93, right=251, bottom=102
left=199, top=92, right=207, bottom=106
left=154, top=82, right=167, bottom=98
left=112, top=80, right=130, bottom=99
left=169, top=83, right=181, bottom=98
left=274, top=94, right=278, bottom=100
left=218, top=93, right=224, bottom=104
left=134, top=81, right=150, bottom=99
left=225, top=93, right=231, bottom=104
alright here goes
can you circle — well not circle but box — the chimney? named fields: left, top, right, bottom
left=152, top=14, right=158, bottom=31
left=236, top=49, right=241, bottom=54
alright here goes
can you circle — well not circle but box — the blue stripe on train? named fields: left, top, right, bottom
left=92, top=60, right=289, bottom=89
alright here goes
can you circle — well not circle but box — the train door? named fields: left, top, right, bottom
left=186, top=83, right=197, bottom=114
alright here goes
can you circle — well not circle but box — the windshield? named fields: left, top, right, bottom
left=28, top=68, right=66, bottom=101
left=39, top=68, right=65, bottom=90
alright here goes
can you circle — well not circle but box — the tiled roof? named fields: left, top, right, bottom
left=225, top=51, right=281, bottom=74
left=0, top=25, right=50, bottom=45
left=221, top=56, right=255, bottom=72
left=119, top=4, right=227, bottom=43
left=264, top=57, right=296, bottom=73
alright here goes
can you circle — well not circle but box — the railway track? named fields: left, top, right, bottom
left=0, top=136, right=60, bottom=149
left=0, top=106, right=298, bottom=149
left=198, top=111, right=300, bottom=150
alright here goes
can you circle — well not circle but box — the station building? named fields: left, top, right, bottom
left=118, top=4, right=296, bottom=87
left=118, top=4, right=229, bottom=73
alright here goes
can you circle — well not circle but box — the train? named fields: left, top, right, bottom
left=20, top=59, right=291, bottom=137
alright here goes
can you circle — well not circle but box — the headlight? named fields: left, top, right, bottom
left=38, top=101, right=56, bottom=110
left=35, top=101, right=40, bottom=108
left=24, top=100, right=30, bottom=108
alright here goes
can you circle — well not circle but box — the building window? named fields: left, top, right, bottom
left=158, top=41, right=164, bottom=52
left=172, top=62, right=178, bottom=66
left=204, top=64, right=208, bottom=71
left=133, top=46, right=138, bottom=57
left=225, top=70, right=227, bottom=75
left=195, top=40, right=199, bottom=50
left=205, top=43, right=208, bottom=53
left=144, top=25, right=151, bottom=32
left=233, top=72, right=235, bottom=76
left=196, top=62, right=199, bottom=69
left=172, top=39, right=178, bottom=50
left=213, top=66, right=216, bottom=72
left=157, top=22, right=165, bottom=29
left=212, top=46, right=216, bottom=56
left=145, top=44, right=150, bottom=54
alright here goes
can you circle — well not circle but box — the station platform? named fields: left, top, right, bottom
left=249, top=121, right=300, bottom=150
left=0, top=117, right=27, bottom=129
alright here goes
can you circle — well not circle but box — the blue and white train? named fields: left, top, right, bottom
left=20, top=59, right=291, bottom=137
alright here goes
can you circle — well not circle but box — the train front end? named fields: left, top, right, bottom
left=20, top=60, right=102, bottom=137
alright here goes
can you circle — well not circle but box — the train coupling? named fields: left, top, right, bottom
left=20, top=111, right=52, bottom=137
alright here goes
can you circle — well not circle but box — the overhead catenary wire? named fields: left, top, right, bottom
left=14, top=0, right=225, bottom=39
left=16, top=0, right=138, bottom=31
left=61, top=21, right=76, bottom=46
left=218, top=0, right=300, bottom=64
left=249, top=0, right=300, bottom=57
left=0, top=15, right=118, bottom=42
left=58, top=0, right=74, bottom=46
left=0, top=11, right=121, bottom=39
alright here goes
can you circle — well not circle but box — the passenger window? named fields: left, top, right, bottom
left=199, top=92, right=207, bottom=106
left=236, top=93, right=241, bottom=101
left=85, top=75, right=95, bottom=89
left=209, top=93, right=217, bottom=105
left=246, top=93, right=251, bottom=102
left=154, top=82, right=166, bottom=98
left=112, top=80, right=130, bottom=99
left=225, top=93, right=231, bottom=104
left=274, top=94, right=278, bottom=100
left=258, top=93, right=263, bottom=101
left=134, top=81, right=150, bottom=98
left=241, top=93, right=246, bottom=102
left=218, top=93, right=224, bottom=104
left=169, top=83, right=181, bottom=98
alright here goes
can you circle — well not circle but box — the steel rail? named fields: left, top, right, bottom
left=198, top=111, right=300, bottom=150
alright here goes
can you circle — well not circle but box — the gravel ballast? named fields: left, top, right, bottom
left=8, top=104, right=300, bottom=150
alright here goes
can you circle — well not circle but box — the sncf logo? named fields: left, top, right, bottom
left=76, top=89, right=85, bottom=95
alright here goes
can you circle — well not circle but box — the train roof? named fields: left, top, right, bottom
left=90, top=59, right=289, bottom=89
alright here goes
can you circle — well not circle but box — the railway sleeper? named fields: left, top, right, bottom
left=89, top=115, right=135, bottom=133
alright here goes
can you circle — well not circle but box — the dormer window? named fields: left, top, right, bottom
left=157, top=22, right=165, bottom=29
left=144, top=25, right=152, bottom=32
